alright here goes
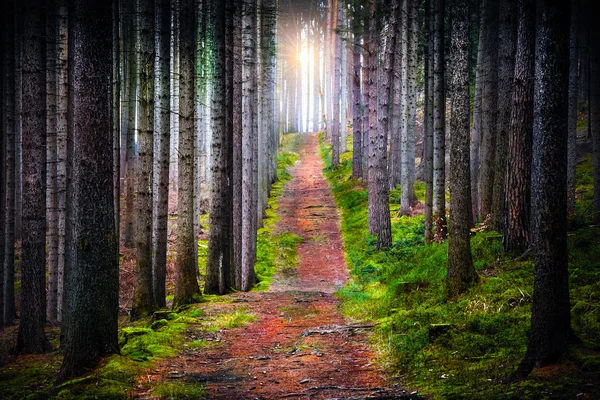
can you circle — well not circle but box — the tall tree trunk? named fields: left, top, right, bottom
left=131, top=0, right=155, bottom=320
left=389, top=0, right=402, bottom=190
left=351, top=18, right=363, bottom=180
left=113, top=0, right=121, bottom=263
left=361, top=4, right=370, bottom=182
left=313, top=23, right=321, bottom=132
left=169, top=0, right=180, bottom=213
left=424, top=0, right=434, bottom=244
left=567, top=0, right=580, bottom=216
left=340, top=3, right=348, bottom=154
left=478, top=0, right=499, bottom=220
left=503, top=0, right=535, bottom=255
left=0, top=2, right=5, bottom=330
left=153, top=0, right=171, bottom=309
left=520, top=0, right=571, bottom=375
left=205, top=0, right=232, bottom=295
left=46, top=2, right=59, bottom=323
left=57, top=0, right=119, bottom=381
left=174, top=0, right=201, bottom=307
left=3, top=1, right=16, bottom=326
left=399, top=0, right=410, bottom=214
left=405, top=0, right=418, bottom=205
left=123, top=0, right=137, bottom=248
left=446, top=0, right=477, bottom=300
left=368, top=0, right=392, bottom=249
left=592, top=8, right=600, bottom=223
left=432, top=0, right=447, bottom=241
left=331, top=0, right=341, bottom=166
left=17, top=0, right=49, bottom=354
left=490, top=0, right=517, bottom=230
left=231, top=0, right=243, bottom=291
left=56, top=0, right=68, bottom=322
left=470, top=5, right=484, bottom=222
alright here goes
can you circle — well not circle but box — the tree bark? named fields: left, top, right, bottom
left=567, top=0, right=579, bottom=216
left=174, top=0, right=201, bottom=307
left=424, top=0, right=434, bottom=244
left=351, top=12, right=363, bottom=180
left=520, top=0, right=571, bottom=375
left=478, top=0, right=499, bottom=221
left=57, top=0, right=119, bottom=380
left=131, top=0, right=155, bottom=320
left=432, top=0, right=447, bottom=241
left=153, top=0, right=171, bottom=309
left=368, top=0, right=392, bottom=249
left=503, top=0, right=535, bottom=255
left=331, top=0, right=341, bottom=166
left=490, top=0, right=517, bottom=230
left=17, top=0, right=49, bottom=353
left=446, top=0, right=477, bottom=301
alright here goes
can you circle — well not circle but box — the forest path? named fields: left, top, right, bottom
left=140, top=133, right=409, bottom=399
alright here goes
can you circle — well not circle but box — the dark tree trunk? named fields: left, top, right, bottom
left=503, top=0, right=535, bottom=254
left=490, top=0, right=517, bottom=230
left=567, top=0, right=580, bottom=216
left=593, top=7, right=600, bottom=223
left=331, top=0, right=341, bottom=167
left=57, top=0, right=119, bottom=381
left=351, top=23, right=363, bottom=180
left=367, top=0, right=392, bottom=249
left=424, top=0, right=434, bottom=244
left=131, top=0, right=155, bottom=320
left=153, top=0, right=171, bottom=309
left=17, top=0, right=49, bottom=354
left=520, top=0, right=571, bottom=376
left=174, top=0, right=201, bottom=307
left=2, top=0, right=16, bottom=327
left=446, top=0, right=477, bottom=300
left=470, top=2, right=484, bottom=222
left=432, top=0, right=447, bottom=241
left=205, top=0, right=232, bottom=295
left=477, top=0, right=499, bottom=221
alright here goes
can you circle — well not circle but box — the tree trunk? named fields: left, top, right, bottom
left=331, top=0, right=341, bottom=166
left=503, top=0, right=535, bottom=255
left=567, top=0, right=579, bottom=216
left=520, top=0, right=571, bottom=375
left=153, top=0, right=171, bottom=309
left=57, top=0, right=119, bottom=381
left=592, top=8, right=600, bottom=223
left=368, top=0, right=392, bottom=249
left=17, top=0, right=48, bottom=353
left=406, top=0, right=418, bottom=205
left=174, top=0, right=201, bottom=307
left=478, top=0, right=499, bottom=220
left=399, top=0, right=410, bottom=214
left=340, top=3, right=348, bottom=154
left=490, top=0, right=517, bottom=230
left=3, top=1, right=16, bottom=326
left=470, top=6, right=484, bottom=222
left=432, top=0, right=447, bottom=241
left=123, top=0, right=137, bottom=248
left=424, top=0, right=434, bottom=244
left=131, top=0, right=155, bottom=320
left=169, top=0, right=180, bottom=214
left=313, top=23, right=321, bottom=132
left=446, top=0, right=477, bottom=301
left=351, top=19, right=363, bottom=180
left=205, top=0, right=232, bottom=295
left=56, top=0, right=68, bottom=322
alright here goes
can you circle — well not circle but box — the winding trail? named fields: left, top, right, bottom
left=143, top=133, right=410, bottom=399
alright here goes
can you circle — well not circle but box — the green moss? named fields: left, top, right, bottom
left=318, top=133, right=600, bottom=399
left=151, top=382, right=205, bottom=399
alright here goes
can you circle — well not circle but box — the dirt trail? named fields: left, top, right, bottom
left=143, top=133, right=410, bottom=399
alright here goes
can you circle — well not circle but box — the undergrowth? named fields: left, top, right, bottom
left=318, top=132, right=600, bottom=399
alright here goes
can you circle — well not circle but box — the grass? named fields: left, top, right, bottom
left=253, top=133, right=304, bottom=291
left=318, top=133, right=600, bottom=399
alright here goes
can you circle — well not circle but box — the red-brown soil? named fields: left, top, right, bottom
left=139, top=133, right=410, bottom=399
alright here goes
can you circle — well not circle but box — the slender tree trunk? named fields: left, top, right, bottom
left=490, top=0, right=517, bottom=230
left=432, top=0, right=447, bottom=241
left=405, top=0, right=418, bottom=205
left=592, top=9, right=600, bottom=223
left=399, top=0, right=410, bottom=214
left=446, top=0, right=477, bottom=300
left=362, top=5, right=370, bottom=182
left=153, top=0, right=171, bottom=309
left=424, top=0, right=434, bottom=244
left=205, top=0, right=232, bottom=295
left=57, top=0, right=119, bottom=381
left=169, top=0, right=180, bottom=214
left=520, top=0, right=571, bottom=375
left=331, top=0, right=341, bottom=166
left=351, top=25, right=363, bottom=180
left=131, top=0, right=155, bottom=320
left=503, top=0, right=535, bottom=255
left=478, top=0, right=499, bottom=220
left=3, top=1, right=16, bottom=326
left=567, top=0, right=580, bottom=216
left=313, top=23, right=321, bottom=132
left=46, top=2, right=59, bottom=323
left=340, top=2, right=348, bottom=154
left=389, top=0, right=401, bottom=190
left=470, top=7, right=484, bottom=222
left=174, top=0, right=201, bottom=307
left=113, top=0, right=121, bottom=262
left=231, top=0, right=243, bottom=290
left=17, top=0, right=49, bottom=354
left=56, top=0, right=68, bottom=322
left=0, top=2, right=6, bottom=329
left=123, top=0, right=137, bottom=248
left=368, top=0, right=392, bottom=249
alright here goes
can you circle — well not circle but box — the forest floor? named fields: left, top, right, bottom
left=134, top=133, right=414, bottom=399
